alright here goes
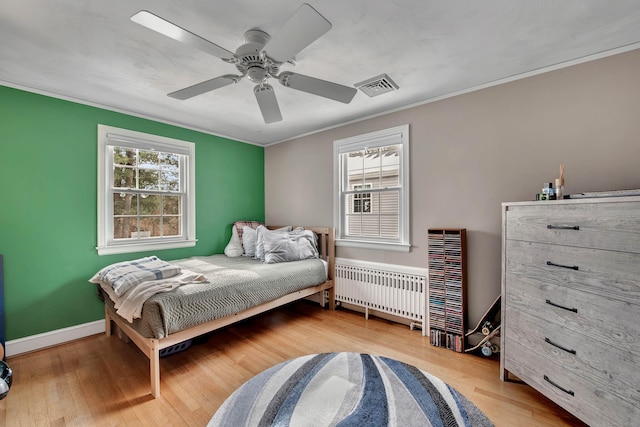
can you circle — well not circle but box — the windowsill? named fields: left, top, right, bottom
left=335, top=239, right=411, bottom=252
left=97, top=239, right=197, bottom=256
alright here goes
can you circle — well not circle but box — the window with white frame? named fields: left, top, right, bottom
left=96, top=125, right=196, bottom=255
left=334, top=124, right=410, bottom=252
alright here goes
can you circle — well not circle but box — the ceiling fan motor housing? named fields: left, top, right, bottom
left=235, top=30, right=280, bottom=83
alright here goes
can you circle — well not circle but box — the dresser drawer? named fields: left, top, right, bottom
left=505, top=239, right=640, bottom=305
left=505, top=255, right=640, bottom=355
left=504, top=308, right=638, bottom=407
left=504, top=338, right=638, bottom=427
left=505, top=200, right=640, bottom=253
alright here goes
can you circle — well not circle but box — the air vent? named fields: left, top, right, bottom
left=355, top=73, right=399, bottom=97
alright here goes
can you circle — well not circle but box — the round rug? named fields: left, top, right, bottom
left=209, top=352, right=494, bottom=427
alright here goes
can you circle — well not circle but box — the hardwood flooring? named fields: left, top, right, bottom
left=0, top=301, right=586, bottom=426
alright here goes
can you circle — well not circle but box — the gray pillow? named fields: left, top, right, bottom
left=263, top=229, right=319, bottom=263
left=242, top=226, right=259, bottom=257
left=255, top=225, right=293, bottom=261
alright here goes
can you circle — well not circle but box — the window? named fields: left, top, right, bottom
left=334, top=124, right=410, bottom=252
left=97, top=125, right=196, bottom=255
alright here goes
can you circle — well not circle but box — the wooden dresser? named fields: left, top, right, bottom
left=500, top=196, right=640, bottom=427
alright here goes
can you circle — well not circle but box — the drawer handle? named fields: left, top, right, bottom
left=544, top=337, right=577, bottom=355
left=544, top=375, right=575, bottom=396
left=546, top=261, right=579, bottom=271
left=547, top=224, right=580, bottom=231
left=545, top=299, right=578, bottom=313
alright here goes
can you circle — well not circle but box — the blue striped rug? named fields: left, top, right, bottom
left=209, top=352, right=494, bottom=427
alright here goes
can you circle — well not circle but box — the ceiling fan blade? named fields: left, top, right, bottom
left=254, top=84, right=282, bottom=124
left=168, top=75, right=238, bottom=100
left=131, top=11, right=234, bottom=60
left=263, top=3, right=331, bottom=63
left=279, top=72, right=357, bottom=104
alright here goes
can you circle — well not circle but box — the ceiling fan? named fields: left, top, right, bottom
left=131, top=3, right=357, bottom=124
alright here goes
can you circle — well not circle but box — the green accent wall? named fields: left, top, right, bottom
left=0, top=85, right=264, bottom=340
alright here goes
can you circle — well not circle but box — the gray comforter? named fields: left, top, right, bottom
left=108, top=255, right=328, bottom=339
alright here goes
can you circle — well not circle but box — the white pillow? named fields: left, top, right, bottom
left=224, top=226, right=243, bottom=257
left=242, top=226, right=259, bottom=257
left=263, top=229, right=319, bottom=264
left=255, top=225, right=293, bottom=261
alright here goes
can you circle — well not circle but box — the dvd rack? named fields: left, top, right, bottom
left=428, top=229, right=467, bottom=352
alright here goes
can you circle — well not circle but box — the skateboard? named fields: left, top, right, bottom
left=465, top=295, right=501, bottom=356
left=466, top=294, right=500, bottom=337
left=465, top=325, right=501, bottom=356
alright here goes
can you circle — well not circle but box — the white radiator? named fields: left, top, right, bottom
left=335, top=258, right=428, bottom=335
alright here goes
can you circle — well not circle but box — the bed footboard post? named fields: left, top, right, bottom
left=150, top=340, right=161, bottom=398
left=104, top=305, right=112, bottom=337
left=328, top=227, right=335, bottom=311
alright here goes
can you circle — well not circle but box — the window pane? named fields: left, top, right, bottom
left=361, top=214, right=380, bottom=237
left=113, top=167, right=135, bottom=189
left=141, top=217, right=161, bottom=237
left=139, top=169, right=159, bottom=190
left=163, top=216, right=181, bottom=237
left=140, top=194, right=160, bottom=215
left=113, top=147, right=136, bottom=166
left=346, top=213, right=362, bottom=236
left=160, top=152, right=180, bottom=169
left=139, top=150, right=159, bottom=169
left=381, top=144, right=401, bottom=188
left=113, top=217, right=137, bottom=239
left=380, top=216, right=399, bottom=238
left=113, top=193, right=138, bottom=215
left=363, top=147, right=382, bottom=189
left=380, top=191, right=399, bottom=215
left=161, top=169, right=180, bottom=191
left=163, top=195, right=180, bottom=215
left=346, top=151, right=364, bottom=190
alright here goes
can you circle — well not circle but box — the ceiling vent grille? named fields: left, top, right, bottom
left=355, top=73, right=399, bottom=97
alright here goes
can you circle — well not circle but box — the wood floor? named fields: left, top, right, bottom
left=1, top=301, right=586, bottom=427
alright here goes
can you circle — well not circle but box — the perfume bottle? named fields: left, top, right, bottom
left=555, top=178, right=564, bottom=200
left=555, top=163, right=565, bottom=200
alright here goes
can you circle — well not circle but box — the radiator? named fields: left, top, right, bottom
left=335, top=258, right=428, bottom=335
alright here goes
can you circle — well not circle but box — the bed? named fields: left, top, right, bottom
left=98, top=226, right=335, bottom=398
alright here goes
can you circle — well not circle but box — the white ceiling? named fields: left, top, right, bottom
left=1, top=0, right=640, bottom=146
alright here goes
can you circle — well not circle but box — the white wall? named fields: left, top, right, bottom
left=265, top=49, right=640, bottom=325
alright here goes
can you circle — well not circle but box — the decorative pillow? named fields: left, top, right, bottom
left=234, top=220, right=264, bottom=243
left=263, top=229, right=319, bottom=264
left=224, top=226, right=243, bottom=257
left=255, top=225, right=294, bottom=261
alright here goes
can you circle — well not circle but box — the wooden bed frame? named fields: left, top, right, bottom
left=104, top=226, right=335, bottom=398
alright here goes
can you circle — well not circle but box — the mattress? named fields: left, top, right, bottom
left=103, top=254, right=328, bottom=339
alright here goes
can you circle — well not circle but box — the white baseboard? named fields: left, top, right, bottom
left=5, top=319, right=105, bottom=358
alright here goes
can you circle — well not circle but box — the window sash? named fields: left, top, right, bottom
left=107, top=144, right=186, bottom=244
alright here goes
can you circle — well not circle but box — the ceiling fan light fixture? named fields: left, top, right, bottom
left=247, top=66, right=267, bottom=83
